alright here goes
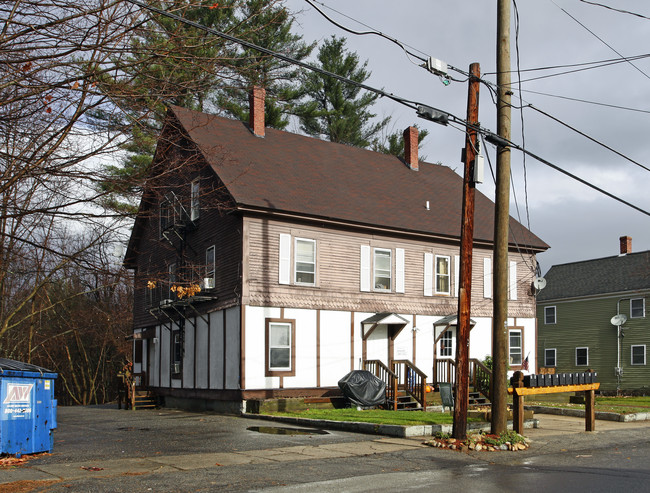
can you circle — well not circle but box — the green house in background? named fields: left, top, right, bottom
left=536, top=236, right=649, bottom=394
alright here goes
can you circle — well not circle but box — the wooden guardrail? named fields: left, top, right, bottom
left=392, top=360, right=428, bottom=410
left=364, top=360, right=398, bottom=410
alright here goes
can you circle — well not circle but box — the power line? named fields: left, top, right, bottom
left=551, top=0, right=650, bottom=81
left=578, top=0, right=650, bottom=20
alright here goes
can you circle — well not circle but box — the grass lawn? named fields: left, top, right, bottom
left=527, top=395, right=650, bottom=414
left=270, top=408, right=469, bottom=426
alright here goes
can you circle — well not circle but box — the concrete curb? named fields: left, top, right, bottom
left=241, top=413, right=539, bottom=438
left=525, top=405, right=650, bottom=422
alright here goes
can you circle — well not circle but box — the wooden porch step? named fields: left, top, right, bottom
left=132, top=391, right=157, bottom=410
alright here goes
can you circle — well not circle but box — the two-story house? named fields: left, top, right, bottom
left=124, top=87, right=548, bottom=412
left=536, top=236, right=649, bottom=393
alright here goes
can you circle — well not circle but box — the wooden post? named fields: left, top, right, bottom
left=585, top=370, right=596, bottom=431
left=453, top=62, right=481, bottom=440
left=492, top=0, right=512, bottom=436
left=512, top=371, right=524, bottom=434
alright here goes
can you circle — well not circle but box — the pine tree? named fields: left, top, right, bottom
left=295, top=36, right=389, bottom=149
left=216, top=0, right=315, bottom=130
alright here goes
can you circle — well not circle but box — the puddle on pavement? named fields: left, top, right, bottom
left=247, top=426, right=329, bottom=435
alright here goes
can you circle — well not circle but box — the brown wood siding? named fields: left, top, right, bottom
left=243, top=217, right=537, bottom=318
left=131, top=163, right=243, bottom=329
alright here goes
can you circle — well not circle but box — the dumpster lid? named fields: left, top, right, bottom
left=0, top=358, right=54, bottom=374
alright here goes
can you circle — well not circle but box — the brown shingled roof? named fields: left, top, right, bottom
left=169, top=105, right=548, bottom=250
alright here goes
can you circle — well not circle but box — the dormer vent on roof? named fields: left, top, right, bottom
left=249, top=86, right=265, bottom=137
left=404, top=126, right=419, bottom=171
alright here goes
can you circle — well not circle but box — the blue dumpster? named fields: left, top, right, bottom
left=0, top=358, right=57, bottom=456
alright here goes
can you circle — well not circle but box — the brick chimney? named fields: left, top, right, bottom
left=403, top=126, right=418, bottom=171
left=620, top=235, right=632, bottom=255
left=249, top=86, right=265, bottom=137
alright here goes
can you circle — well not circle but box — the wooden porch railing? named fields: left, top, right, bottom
left=363, top=360, right=398, bottom=410
left=434, top=358, right=493, bottom=401
left=435, top=359, right=457, bottom=387
left=392, top=360, right=427, bottom=410
left=470, top=358, right=492, bottom=401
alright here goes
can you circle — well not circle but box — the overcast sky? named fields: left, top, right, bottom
left=283, top=0, right=650, bottom=275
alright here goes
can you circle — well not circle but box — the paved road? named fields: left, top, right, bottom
left=2, top=406, right=649, bottom=492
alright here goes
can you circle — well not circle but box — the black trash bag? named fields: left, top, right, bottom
left=338, top=370, right=386, bottom=407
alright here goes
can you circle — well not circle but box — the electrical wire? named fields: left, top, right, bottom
left=578, top=0, right=650, bottom=21
left=527, top=105, right=650, bottom=173
left=550, top=0, right=650, bottom=81
left=301, top=0, right=470, bottom=81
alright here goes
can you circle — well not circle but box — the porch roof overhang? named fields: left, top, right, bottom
left=433, top=314, right=477, bottom=344
left=361, top=312, right=409, bottom=340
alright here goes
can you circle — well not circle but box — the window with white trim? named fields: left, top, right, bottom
left=279, top=234, right=317, bottom=286
left=374, top=248, right=392, bottom=291
left=508, top=261, right=518, bottom=300
left=576, top=347, right=588, bottom=366
left=483, top=257, right=492, bottom=298
left=265, top=318, right=296, bottom=376
left=631, top=298, right=645, bottom=318
left=361, top=246, right=404, bottom=293
left=190, top=179, right=200, bottom=221
left=437, top=329, right=454, bottom=358
left=172, top=330, right=181, bottom=376
left=435, top=255, right=450, bottom=294
left=545, top=348, right=556, bottom=367
left=544, top=306, right=556, bottom=324
left=205, top=246, right=215, bottom=289
left=509, top=329, right=522, bottom=366
left=294, top=238, right=315, bottom=285
left=631, top=345, right=646, bottom=365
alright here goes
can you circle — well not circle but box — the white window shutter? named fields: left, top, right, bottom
left=484, top=258, right=492, bottom=298
left=279, top=234, right=291, bottom=285
left=396, top=248, right=405, bottom=293
left=509, top=260, right=518, bottom=300
left=360, top=245, right=371, bottom=292
left=454, top=255, right=460, bottom=297
left=424, top=253, right=433, bottom=297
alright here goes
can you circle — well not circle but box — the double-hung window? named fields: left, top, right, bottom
left=435, top=255, right=450, bottom=294
left=172, top=330, right=181, bottom=376
left=294, top=238, right=316, bottom=285
left=544, top=306, right=556, bottom=324
left=576, top=347, right=589, bottom=366
left=631, top=345, right=646, bottom=365
left=544, top=348, right=556, bottom=367
left=190, top=179, right=200, bottom=221
left=205, top=246, right=215, bottom=289
left=631, top=298, right=645, bottom=318
left=509, top=329, right=522, bottom=366
left=265, top=319, right=296, bottom=376
left=374, top=248, right=392, bottom=291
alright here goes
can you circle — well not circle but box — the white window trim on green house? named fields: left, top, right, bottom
left=544, top=306, right=556, bottom=324
left=631, top=298, right=645, bottom=318
left=545, top=348, right=556, bottom=367
left=631, top=345, right=646, bottom=365
left=576, top=347, right=589, bottom=366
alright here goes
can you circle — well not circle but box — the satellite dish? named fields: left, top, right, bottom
left=532, top=277, right=546, bottom=291
left=610, top=314, right=627, bottom=326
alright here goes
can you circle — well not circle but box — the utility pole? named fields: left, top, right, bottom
left=453, top=62, right=480, bottom=440
left=492, top=0, right=512, bottom=435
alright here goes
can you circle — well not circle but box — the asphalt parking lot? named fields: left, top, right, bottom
left=2, top=405, right=650, bottom=492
